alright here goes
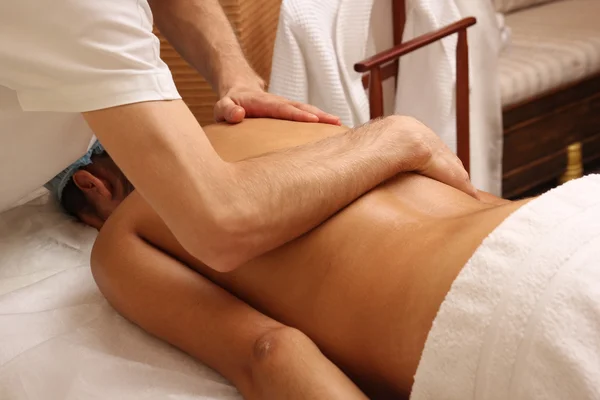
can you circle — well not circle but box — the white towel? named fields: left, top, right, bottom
left=269, top=0, right=373, bottom=127
left=412, top=175, right=600, bottom=400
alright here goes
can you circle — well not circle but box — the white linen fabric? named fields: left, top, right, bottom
left=0, top=195, right=240, bottom=400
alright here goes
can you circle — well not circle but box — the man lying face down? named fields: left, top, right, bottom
left=48, top=119, right=600, bottom=400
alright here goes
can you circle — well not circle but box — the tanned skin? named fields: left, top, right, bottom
left=90, top=119, right=529, bottom=399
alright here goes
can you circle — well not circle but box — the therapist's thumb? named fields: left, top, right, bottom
left=214, top=97, right=246, bottom=124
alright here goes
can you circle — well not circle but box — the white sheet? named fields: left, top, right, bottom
left=0, top=194, right=240, bottom=400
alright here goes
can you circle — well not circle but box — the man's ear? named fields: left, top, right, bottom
left=72, top=170, right=111, bottom=199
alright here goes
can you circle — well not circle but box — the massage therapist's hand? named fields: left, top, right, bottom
left=214, top=86, right=341, bottom=125
left=379, top=115, right=478, bottom=197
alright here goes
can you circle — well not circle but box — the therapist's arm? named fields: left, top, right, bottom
left=148, top=0, right=340, bottom=125
left=149, top=0, right=263, bottom=97
left=84, top=101, right=475, bottom=272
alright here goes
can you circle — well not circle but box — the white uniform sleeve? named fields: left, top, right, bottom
left=0, top=0, right=181, bottom=112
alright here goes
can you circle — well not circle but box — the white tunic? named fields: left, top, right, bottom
left=0, top=0, right=181, bottom=212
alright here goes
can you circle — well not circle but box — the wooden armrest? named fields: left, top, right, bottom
left=354, top=17, right=477, bottom=174
left=354, top=17, right=476, bottom=73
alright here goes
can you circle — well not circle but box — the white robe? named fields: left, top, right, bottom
left=269, top=0, right=504, bottom=195
left=268, top=0, right=373, bottom=128
left=453, top=0, right=504, bottom=195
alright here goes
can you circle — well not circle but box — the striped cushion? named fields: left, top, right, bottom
left=499, top=0, right=600, bottom=107
left=493, top=0, right=557, bottom=13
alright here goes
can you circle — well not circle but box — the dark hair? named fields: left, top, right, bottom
left=60, top=153, right=134, bottom=220
left=61, top=177, right=94, bottom=218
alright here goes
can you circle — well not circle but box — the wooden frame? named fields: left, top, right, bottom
left=354, top=0, right=476, bottom=174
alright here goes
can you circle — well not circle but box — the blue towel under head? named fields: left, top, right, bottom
left=45, top=141, right=105, bottom=202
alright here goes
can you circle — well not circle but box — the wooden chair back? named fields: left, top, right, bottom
left=355, top=0, right=475, bottom=173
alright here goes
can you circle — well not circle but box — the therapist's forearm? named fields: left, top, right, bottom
left=215, top=122, right=406, bottom=270
left=150, top=0, right=263, bottom=96
left=84, top=101, right=410, bottom=272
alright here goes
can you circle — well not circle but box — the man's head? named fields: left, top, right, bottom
left=61, top=152, right=134, bottom=229
left=46, top=143, right=133, bottom=229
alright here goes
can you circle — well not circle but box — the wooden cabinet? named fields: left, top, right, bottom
left=502, top=74, right=600, bottom=198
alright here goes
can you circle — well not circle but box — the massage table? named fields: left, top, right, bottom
left=0, top=1, right=476, bottom=397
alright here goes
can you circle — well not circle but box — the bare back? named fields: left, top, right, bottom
left=111, top=119, right=530, bottom=396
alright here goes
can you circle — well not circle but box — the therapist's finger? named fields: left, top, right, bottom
left=291, top=102, right=342, bottom=126
left=263, top=101, right=319, bottom=122
left=418, top=149, right=478, bottom=198
left=214, top=97, right=246, bottom=124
